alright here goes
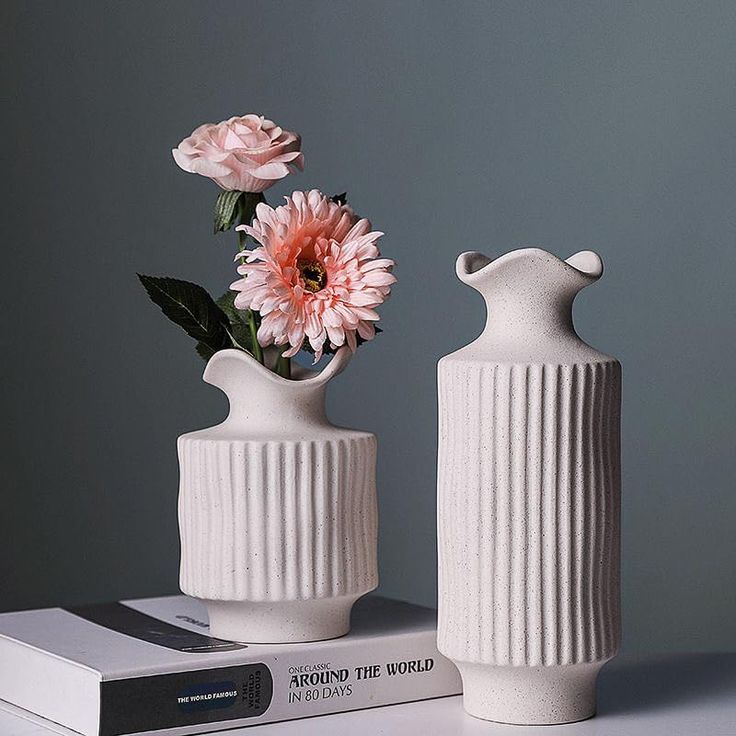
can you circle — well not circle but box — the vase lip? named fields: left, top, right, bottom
left=203, top=346, right=353, bottom=389
left=456, top=247, right=604, bottom=287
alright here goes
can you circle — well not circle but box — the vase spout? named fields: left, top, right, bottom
left=565, top=250, right=603, bottom=280
left=456, top=248, right=602, bottom=295
left=202, top=348, right=352, bottom=433
left=456, top=248, right=604, bottom=344
left=455, top=251, right=495, bottom=287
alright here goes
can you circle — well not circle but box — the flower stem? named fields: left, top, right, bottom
left=237, top=213, right=264, bottom=364
left=276, top=348, right=291, bottom=379
left=237, top=228, right=248, bottom=264
left=245, top=309, right=263, bottom=364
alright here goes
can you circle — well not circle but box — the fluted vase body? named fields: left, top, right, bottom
left=178, top=348, right=378, bottom=643
left=437, top=248, right=621, bottom=725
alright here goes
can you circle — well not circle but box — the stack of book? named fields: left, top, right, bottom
left=0, top=594, right=460, bottom=736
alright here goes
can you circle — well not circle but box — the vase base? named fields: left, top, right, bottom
left=202, top=594, right=363, bottom=644
left=455, top=661, right=606, bottom=725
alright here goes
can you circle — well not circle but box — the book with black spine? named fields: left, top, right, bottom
left=0, top=594, right=461, bottom=736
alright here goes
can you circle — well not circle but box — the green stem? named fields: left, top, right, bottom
left=237, top=215, right=264, bottom=365
left=237, top=228, right=248, bottom=264
left=245, top=309, right=263, bottom=364
left=276, top=348, right=291, bottom=379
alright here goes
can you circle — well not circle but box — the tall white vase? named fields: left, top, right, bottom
left=437, top=248, right=621, bottom=725
left=178, top=347, right=378, bottom=643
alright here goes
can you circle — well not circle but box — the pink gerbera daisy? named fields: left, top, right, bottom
left=231, top=190, right=396, bottom=361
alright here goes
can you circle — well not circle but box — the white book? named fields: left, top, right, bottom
left=0, top=595, right=460, bottom=736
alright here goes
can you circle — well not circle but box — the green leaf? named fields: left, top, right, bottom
left=216, top=290, right=255, bottom=353
left=137, top=274, right=231, bottom=357
left=330, top=192, right=348, bottom=205
left=195, top=341, right=217, bottom=361
left=213, top=190, right=244, bottom=233
left=214, top=191, right=265, bottom=235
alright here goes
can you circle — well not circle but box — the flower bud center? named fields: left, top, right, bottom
left=298, top=259, right=327, bottom=292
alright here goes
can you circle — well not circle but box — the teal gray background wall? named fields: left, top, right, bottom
left=2, top=1, right=735, bottom=653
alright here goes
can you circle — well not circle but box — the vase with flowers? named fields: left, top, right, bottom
left=139, top=114, right=396, bottom=643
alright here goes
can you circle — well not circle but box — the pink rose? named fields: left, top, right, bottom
left=172, top=114, right=304, bottom=193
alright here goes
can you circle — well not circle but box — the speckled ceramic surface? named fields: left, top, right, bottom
left=178, top=348, right=378, bottom=643
left=437, top=248, right=621, bottom=725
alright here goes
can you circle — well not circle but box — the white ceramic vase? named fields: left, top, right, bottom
left=177, top=347, right=378, bottom=643
left=437, top=248, right=621, bottom=725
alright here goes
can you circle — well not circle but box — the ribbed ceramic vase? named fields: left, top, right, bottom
left=177, top=347, right=378, bottom=644
left=437, top=248, right=621, bottom=725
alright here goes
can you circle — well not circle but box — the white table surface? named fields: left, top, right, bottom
left=2, top=653, right=734, bottom=736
